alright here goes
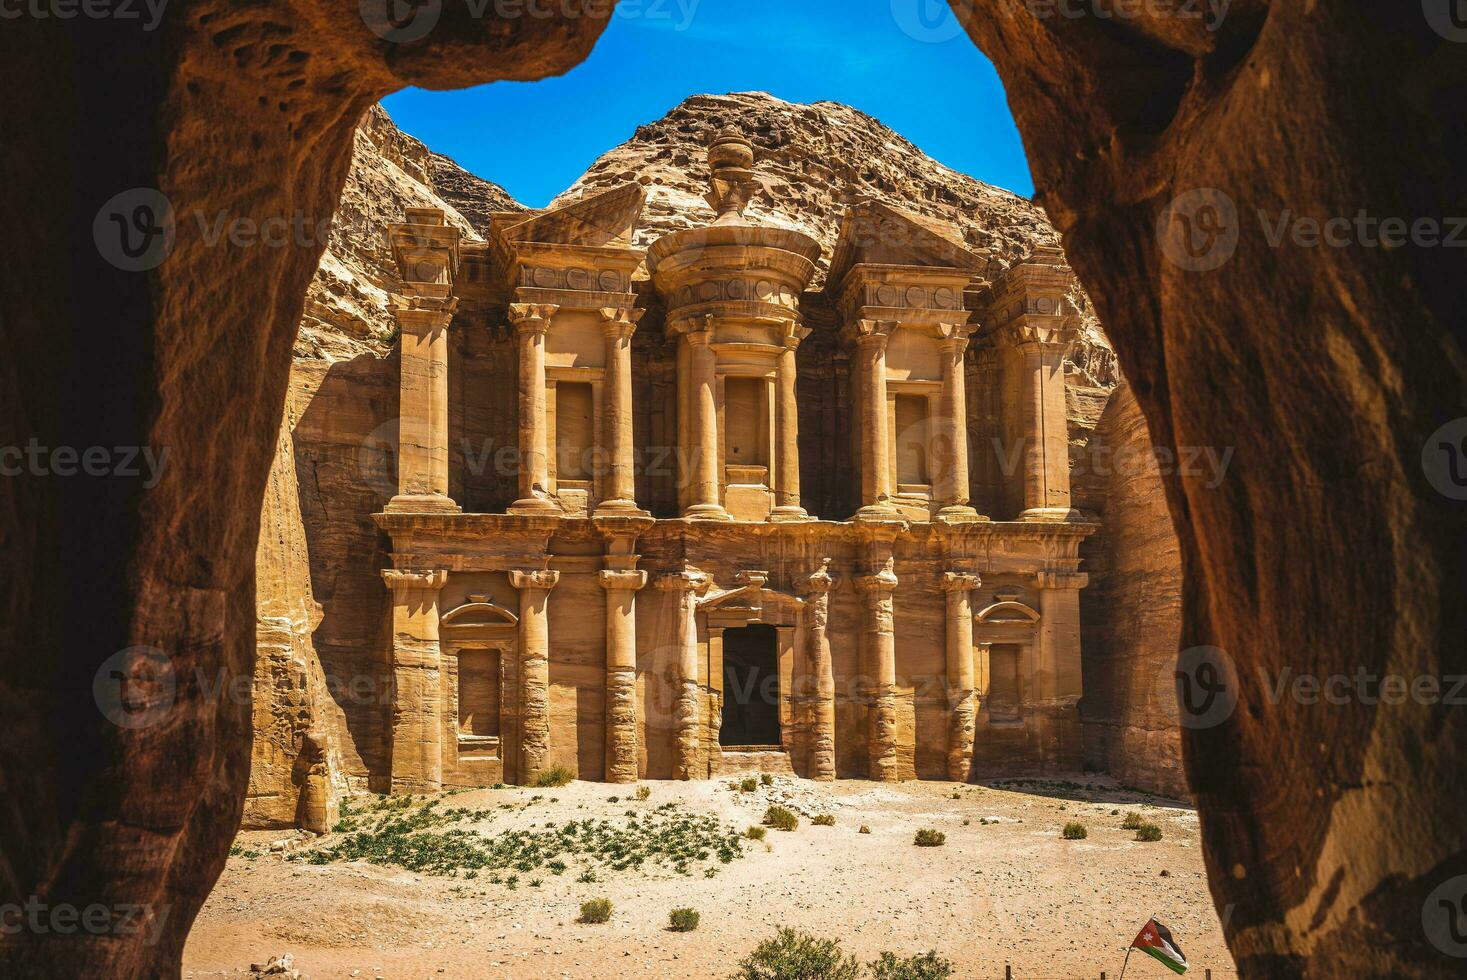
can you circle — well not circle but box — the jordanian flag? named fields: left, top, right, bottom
left=1131, top=918, right=1188, bottom=974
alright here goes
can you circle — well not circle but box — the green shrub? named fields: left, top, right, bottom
left=740, top=776, right=759, bottom=792
left=1062, top=822, right=1088, bottom=840
left=811, top=813, right=835, bottom=826
left=764, top=805, right=799, bottom=832
left=868, top=950, right=954, bottom=979
left=668, top=907, right=700, bottom=932
left=533, top=765, right=575, bottom=788
left=576, top=870, right=597, bottom=884
left=731, top=928, right=860, bottom=980
left=760, top=773, right=774, bottom=786
left=635, top=785, right=651, bottom=801
left=1121, top=811, right=1143, bottom=830
left=1136, top=822, right=1163, bottom=842
left=746, top=825, right=768, bottom=841
left=579, top=898, right=612, bottom=924
left=913, top=829, right=945, bottom=847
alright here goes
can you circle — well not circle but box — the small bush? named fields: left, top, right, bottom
left=1121, top=811, right=1143, bottom=830
left=745, top=825, right=767, bottom=841
left=731, top=928, right=860, bottom=980
left=760, top=773, right=774, bottom=786
left=579, top=898, right=612, bottom=924
left=668, top=907, right=700, bottom=932
left=764, top=805, right=799, bottom=832
left=859, top=825, right=871, bottom=834
left=1136, top=823, right=1163, bottom=842
left=635, top=785, right=651, bottom=801
left=532, top=765, right=575, bottom=788
left=812, top=813, right=835, bottom=826
left=913, top=829, right=946, bottom=847
left=576, top=870, right=597, bottom=884
left=1062, top=822, right=1088, bottom=840
left=740, top=776, right=759, bottom=793
left=869, top=950, right=954, bottom=980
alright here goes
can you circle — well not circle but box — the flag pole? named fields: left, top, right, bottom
left=1117, top=947, right=1133, bottom=980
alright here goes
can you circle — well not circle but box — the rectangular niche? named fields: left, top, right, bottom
left=555, top=381, right=595, bottom=481
left=724, top=376, right=768, bottom=467
left=987, top=643, right=1022, bottom=722
left=893, top=393, right=930, bottom=486
left=458, top=648, right=502, bottom=737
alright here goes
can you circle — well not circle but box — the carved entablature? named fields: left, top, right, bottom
left=830, top=200, right=980, bottom=343
left=388, top=207, right=461, bottom=289
left=980, top=245, right=1081, bottom=351
left=491, top=184, right=647, bottom=317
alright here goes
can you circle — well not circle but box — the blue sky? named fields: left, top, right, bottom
left=382, top=0, right=1031, bottom=208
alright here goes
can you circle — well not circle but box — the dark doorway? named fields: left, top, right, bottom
left=720, top=624, right=781, bottom=746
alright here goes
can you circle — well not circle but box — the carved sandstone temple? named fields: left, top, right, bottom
left=375, top=131, right=1092, bottom=790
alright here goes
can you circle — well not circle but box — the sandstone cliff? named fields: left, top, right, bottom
left=248, top=95, right=1177, bottom=825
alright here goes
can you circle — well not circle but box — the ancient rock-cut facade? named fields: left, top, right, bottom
left=375, top=130, right=1095, bottom=789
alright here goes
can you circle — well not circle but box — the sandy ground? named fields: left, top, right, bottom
left=184, top=776, right=1235, bottom=979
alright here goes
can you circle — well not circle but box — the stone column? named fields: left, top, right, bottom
left=596, top=307, right=645, bottom=516
left=771, top=323, right=811, bottom=521
left=509, top=569, right=559, bottom=782
left=942, top=571, right=980, bottom=782
left=599, top=569, right=646, bottom=782
left=1009, top=331, right=1077, bottom=522
left=856, top=565, right=900, bottom=781
left=683, top=326, right=730, bottom=520
left=854, top=320, right=898, bottom=519
left=1035, top=567, right=1087, bottom=770
left=935, top=326, right=979, bottom=522
left=797, top=564, right=837, bottom=780
left=657, top=568, right=707, bottom=778
left=382, top=568, right=449, bottom=793
left=387, top=307, right=459, bottom=513
left=509, top=304, right=560, bottom=515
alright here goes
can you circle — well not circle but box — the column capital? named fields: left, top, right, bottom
left=599, top=569, right=648, bottom=592
left=683, top=315, right=716, bottom=346
left=780, top=319, right=812, bottom=349
left=935, top=321, right=974, bottom=352
left=992, top=317, right=1079, bottom=354
left=598, top=306, right=645, bottom=339
left=795, top=564, right=839, bottom=596
left=655, top=568, right=710, bottom=593
left=381, top=568, right=448, bottom=591
left=941, top=571, right=982, bottom=592
left=855, top=567, right=898, bottom=595
left=509, top=303, right=559, bottom=335
left=850, top=318, right=898, bottom=349
left=1036, top=569, right=1089, bottom=590
left=509, top=568, right=561, bottom=591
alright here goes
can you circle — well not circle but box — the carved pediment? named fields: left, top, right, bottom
left=829, top=199, right=980, bottom=286
left=501, top=184, right=646, bottom=248
left=975, top=600, right=1040, bottom=624
left=441, top=599, right=519, bottom=629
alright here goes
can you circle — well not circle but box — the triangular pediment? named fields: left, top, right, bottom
left=829, top=198, right=980, bottom=286
left=501, top=184, right=646, bottom=248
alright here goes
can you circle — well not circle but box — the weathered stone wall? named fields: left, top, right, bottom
left=1077, top=384, right=1186, bottom=798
